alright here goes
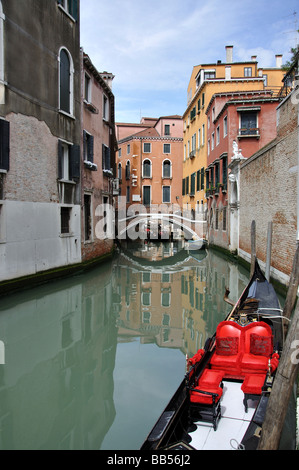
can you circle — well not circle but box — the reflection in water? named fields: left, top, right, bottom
left=0, top=242, right=251, bottom=450
left=116, top=241, right=249, bottom=359
left=0, top=265, right=118, bottom=450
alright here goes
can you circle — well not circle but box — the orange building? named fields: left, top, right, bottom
left=182, top=45, right=285, bottom=214
left=116, top=116, right=183, bottom=209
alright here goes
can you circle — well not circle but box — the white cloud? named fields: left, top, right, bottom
left=80, top=0, right=298, bottom=122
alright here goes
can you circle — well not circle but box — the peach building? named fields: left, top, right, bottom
left=116, top=116, right=183, bottom=208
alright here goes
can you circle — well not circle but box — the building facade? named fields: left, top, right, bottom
left=238, top=62, right=298, bottom=284
left=116, top=116, right=183, bottom=210
left=205, top=90, right=280, bottom=251
left=0, top=0, right=81, bottom=283
left=182, top=45, right=285, bottom=216
left=81, top=52, right=117, bottom=261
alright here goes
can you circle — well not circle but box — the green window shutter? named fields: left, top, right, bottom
left=70, top=144, right=80, bottom=181
left=58, top=140, right=63, bottom=180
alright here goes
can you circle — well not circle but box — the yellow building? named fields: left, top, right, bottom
left=182, top=46, right=285, bottom=212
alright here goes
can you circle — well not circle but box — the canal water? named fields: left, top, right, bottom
left=0, top=242, right=269, bottom=450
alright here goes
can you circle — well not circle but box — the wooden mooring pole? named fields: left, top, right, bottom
left=265, top=222, right=273, bottom=282
left=251, top=220, right=256, bottom=276
left=257, top=242, right=299, bottom=450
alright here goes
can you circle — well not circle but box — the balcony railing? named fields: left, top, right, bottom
left=238, top=127, right=260, bottom=137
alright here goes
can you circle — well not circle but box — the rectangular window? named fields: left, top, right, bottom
left=215, top=209, right=219, bottom=230
left=103, top=95, right=109, bottom=121
left=58, top=140, right=80, bottom=181
left=204, top=71, right=216, bottom=80
left=143, top=186, right=151, bottom=206
left=143, top=142, right=151, bottom=153
left=102, top=144, right=111, bottom=171
left=83, top=131, right=94, bottom=162
left=201, top=168, right=205, bottom=190
left=0, top=120, right=10, bottom=171
left=244, top=67, right=252, bottom=77
left=164, top=124, right=170, bottom=136
left=163, top=143, right=171, bottom=154
left=223, top=116, right=227, bottom=137
left=240, top=112, right=258, bottom=135
left=127, top=144, right=130, bottom=154
left=58, top=0, right=78, bottom=21
left=84, top=73, right=91, bottom=102
left=84, top=194, right=92, bottom=241
left=215, top=163, right=219, bottom=186
left=61, top=207, right=71, bottom=234
left=216, top=126, right=220, bottom=146
left=190, top=173, right=196, bottom=196
left=162, top=186, right=171, bottom=203
left=191, top=133, right=196, bottom=152
left=202, top=124, right=205, bottom=145
left=126, top=186, right=130, bottom=203
left=222, top=156, right=227, bottom=189
left=182, top=178, right=186, bottom=196
left=196, top=170, right=200, bottom=192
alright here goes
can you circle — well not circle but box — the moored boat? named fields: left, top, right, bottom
left=141, top=260, right=289, bottom=450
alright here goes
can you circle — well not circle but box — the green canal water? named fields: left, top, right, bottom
left=0, top=242, right=285, bottom=450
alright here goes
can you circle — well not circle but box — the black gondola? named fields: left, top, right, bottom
left=141, top=260, right=289, bottom=451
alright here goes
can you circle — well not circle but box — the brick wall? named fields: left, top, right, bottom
left=239, top=93, right=298, bottom=282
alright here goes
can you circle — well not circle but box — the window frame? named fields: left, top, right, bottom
left=162, top=185, right=171, bottom=204
left=142, top=159, right=152, bottom=178
left=58, top=47, right=74, bottom=116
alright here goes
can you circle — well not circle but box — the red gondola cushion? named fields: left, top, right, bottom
left=216, top=336, right=239, bottom=355
left=250, top=333, right=273, bottom=357
left=241, top=374, right=266, bottom=395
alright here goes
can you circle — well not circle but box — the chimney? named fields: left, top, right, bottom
left=275, top=54, right=282, bottom=68
left=226, top=45, right=233, bottom=63
left=251, top=55, right=257, bottom=62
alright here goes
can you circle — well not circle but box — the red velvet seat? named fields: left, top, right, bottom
left=209, top=321, right=243, bottom=376
left=241, top=374, right=266, bottom=412
left=189, top=370, right=224, bottom=405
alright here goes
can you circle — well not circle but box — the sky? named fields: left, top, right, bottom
left=80, top=0, right=299, bottom=123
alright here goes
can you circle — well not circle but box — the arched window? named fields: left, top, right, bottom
left=162, top=159, right=171, bottom=178
left=118, top=162, right=122, bottom=180
left=143, top=159, right=152, bottom=178
left=59, top=48, right=74, bottom=115
left=125, top=160, right=130, bottom=180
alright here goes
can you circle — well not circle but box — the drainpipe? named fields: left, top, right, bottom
left=297, top=57, right=299, bottom=243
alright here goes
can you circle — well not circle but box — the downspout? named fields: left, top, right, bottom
left=297, top=57, right=299, bottom=243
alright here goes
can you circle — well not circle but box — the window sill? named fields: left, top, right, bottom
left=59, top=109, right=76, bottom=120
left=84, top=100, right=99, bottom=114
left=84, top=160, right=98, bottom=171
left=238, top=134, right=260, bottom=140
left=58, top=179, right=77, bottom=185
left=60, top=233, right=75, bottom=238
left=58, top=4, right=77, bottom=23
left=0, top=169, right=7, bottom=174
